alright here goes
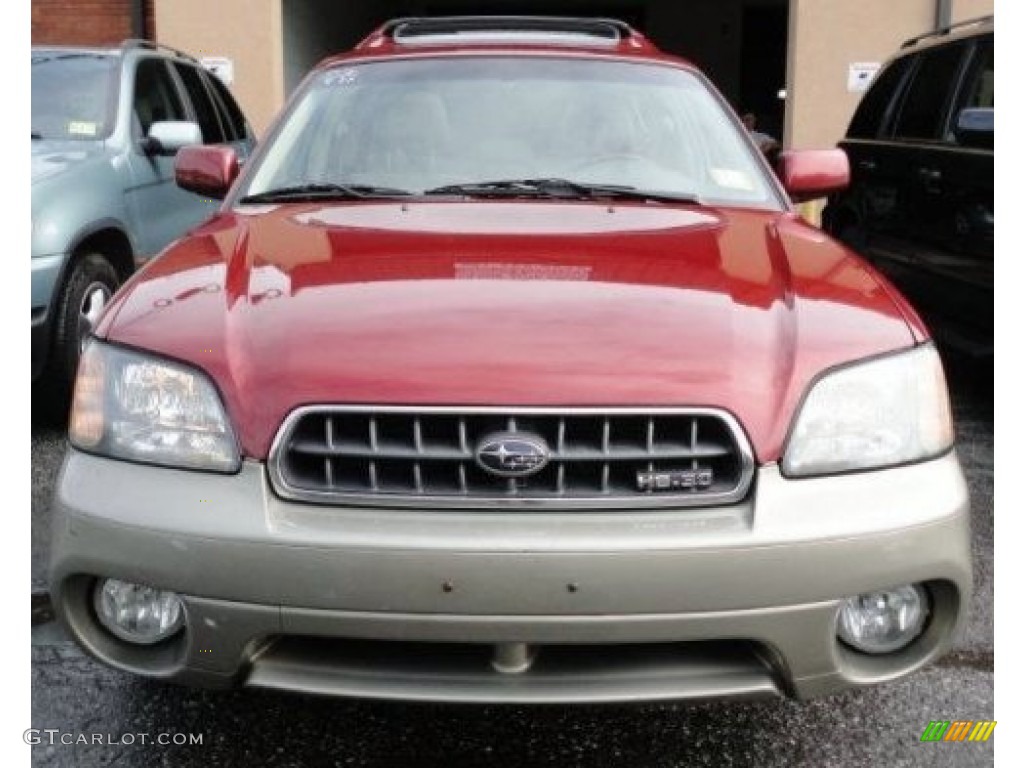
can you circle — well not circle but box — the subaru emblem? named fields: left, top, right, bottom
left=476, top=433, right=550, bottom=477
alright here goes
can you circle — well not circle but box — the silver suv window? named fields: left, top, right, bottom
left=133, top=58, right=187, bottom=136
left=32, top=52, right=118, bottom=140
left=172, top=63, right=227, bottom=144
left=205, top=71, right=248, bottom=142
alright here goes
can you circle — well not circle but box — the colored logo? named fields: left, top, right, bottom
left=920, top=720, right=996, bottom=742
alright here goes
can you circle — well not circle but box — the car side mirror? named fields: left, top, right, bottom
left=142, top=121, right=203, bottom=156
left=174, top=145, right=239, bottom=200
left=776, top=149, right=850, bottom=203
left=954, top=107, right=993, bottom=150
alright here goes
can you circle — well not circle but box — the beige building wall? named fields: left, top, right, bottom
left=951, top=0, right=995, bottom=22
left=153, top=0, right=993, bottom=147
left=154, top=0, right=285, bottom=137
left=785, top=0, right=992, bottom=150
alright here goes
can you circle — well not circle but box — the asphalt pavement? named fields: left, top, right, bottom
left=29, top=355, right=993, bottom=767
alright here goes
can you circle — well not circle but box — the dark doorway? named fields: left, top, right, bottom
left=417, top=1, right=647, bottom=31
left=282, top=0, right=650, bottom=94
left=282, top=0, right=792, bottom=128
left=739, top=2, right=788, bottom=142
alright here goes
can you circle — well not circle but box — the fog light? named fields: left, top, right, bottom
left=837, top=584, right=929, bottom=654
left=93, top=579, right=184, bottom=645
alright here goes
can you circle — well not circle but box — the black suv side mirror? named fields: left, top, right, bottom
left=954, top=108, right=993, bottom=150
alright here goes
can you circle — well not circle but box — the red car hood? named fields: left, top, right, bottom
left=99, top=201, right=924, bottom=462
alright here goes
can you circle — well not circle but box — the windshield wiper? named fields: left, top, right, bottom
left=238, top=183, right=414, bottom=204
left=424, top=178, right=703, bottom=205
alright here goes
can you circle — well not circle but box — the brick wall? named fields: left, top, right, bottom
left=32, top=0, right=156, bottom=46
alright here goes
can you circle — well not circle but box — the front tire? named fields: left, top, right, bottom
left=36, top=253, right=119, bottom=418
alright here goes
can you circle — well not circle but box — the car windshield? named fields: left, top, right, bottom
left=242, top=57, right=780, bottom=208
left=32, top=52, right=118, bottom=141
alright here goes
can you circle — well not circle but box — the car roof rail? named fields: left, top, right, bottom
left=367, top=16, right=641, bottom=46
left=901, top=14, right=993, bottom=48
left=120, top=38, right=198, bottom=63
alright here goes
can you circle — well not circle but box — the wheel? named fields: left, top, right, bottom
left=36, top=253, right=119, bottom=417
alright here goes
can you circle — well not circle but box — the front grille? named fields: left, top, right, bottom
left=269, top=407, right=754, bottom=509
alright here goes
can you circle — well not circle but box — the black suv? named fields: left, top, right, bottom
left=823, top=16, right=993, bottom=355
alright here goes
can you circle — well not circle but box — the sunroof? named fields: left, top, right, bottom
left=395, top=30, right=621, bottom=47
left=387, top=16, right=633, bottom=46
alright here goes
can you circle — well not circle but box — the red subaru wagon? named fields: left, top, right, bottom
left=52, top=17, right=970, bottom=703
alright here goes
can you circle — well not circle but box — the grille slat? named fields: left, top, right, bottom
left=691, top=419, right=699, bottom=492
left=287, top=440, right=729, bottom=461
left=323, top=418, right=334, bottom=489
left=413, top=418, right=424, bottom=453
left=368, top=417, right=379, bottom=451
left=288, top=440, right=469, bottom=459
left=271, top=407, right=754, bottom=509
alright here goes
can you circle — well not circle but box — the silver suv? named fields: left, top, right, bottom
left=31, top=40, right=255, bottom=406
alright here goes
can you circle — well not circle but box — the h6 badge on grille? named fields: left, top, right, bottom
left=637, top=468, right=714, bottom=491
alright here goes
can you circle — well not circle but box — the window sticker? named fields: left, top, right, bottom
left=710, top=168, right=755, bottom=191
left=322, top=68, right=359, bottom=87
left=67, top=121, right=98, bottom=137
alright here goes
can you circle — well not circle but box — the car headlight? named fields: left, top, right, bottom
left=70, top=340, right=240, bottom=472
left=782, top=344, right=953, bottom=477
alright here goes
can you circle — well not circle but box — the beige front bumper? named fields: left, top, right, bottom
left=50, top=450, right=971, bottom=702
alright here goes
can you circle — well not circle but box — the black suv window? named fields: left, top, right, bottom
left=892, top=43, right=968, bottom=141
left=948, top=36, right=993, bottom=148
left=848, top=56, right=911, bottom=139
left=205, top=72, right=249, bottom=142
left=133, top=58, right=186, bottom=136
left=960, top=37, right=994, bottom=110
left=173, top=63, right=226, bottom=144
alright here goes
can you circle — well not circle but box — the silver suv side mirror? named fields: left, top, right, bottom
left=142, top=121, right=203, bottom=156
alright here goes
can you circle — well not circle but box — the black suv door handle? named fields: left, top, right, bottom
left=858, top=160, right=877, bottom=172
left=917, top=167, right=943, bottom=181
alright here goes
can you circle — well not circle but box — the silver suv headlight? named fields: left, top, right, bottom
left=70, top=340, right=240, bottom=472
left=782, top=344, right=953, bottom=477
